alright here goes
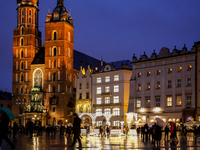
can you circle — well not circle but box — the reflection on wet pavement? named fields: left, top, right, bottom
left=0, top=132, right=200, bottom=150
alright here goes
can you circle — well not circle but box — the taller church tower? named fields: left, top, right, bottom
left=12, top=0, right=42, bottom=122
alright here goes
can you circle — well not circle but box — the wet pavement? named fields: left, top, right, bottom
left=1, top=132, right=200, bottom=150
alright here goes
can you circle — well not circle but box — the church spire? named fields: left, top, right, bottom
left=57, top=0, right=64, bottom=6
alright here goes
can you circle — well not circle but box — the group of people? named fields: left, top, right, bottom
left=99, top=125, right=110, bottom=138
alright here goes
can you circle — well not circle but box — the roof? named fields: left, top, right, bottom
left=106, top=60, right=132, bottom=70
left=0, top=91, right=12, bottom=100
left=73, top=50, right=102, bottom=71
left=31, top=47, right=45, bottom=65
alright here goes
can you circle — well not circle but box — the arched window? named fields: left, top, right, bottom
left=53, top=31, right=57, bottom=40
left=20, top=38, right=24, bottom=46
left=21, top=86, right=24, bottom=94
left=21, top=27, right=24, bottom=35
left=21, top=49, right=24, bottom=58
left=20, top=73, right=24, bottom=82
left=33, top=69, right=43, bottom=88
left=53, top=72, right=56, bottom=81
left=21, top=62, right=24, bottom=70
left=29, top=10, right=32, bottom=16
left=53, top=47, right=57, bottom=56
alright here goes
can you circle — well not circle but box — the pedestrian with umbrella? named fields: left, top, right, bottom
left=0, top=107, right=15, bottom=150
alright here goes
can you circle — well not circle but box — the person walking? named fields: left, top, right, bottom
left=164, top=125, right=169, bottom=141
left=70, top=113, right=82, bottom=149
left=106, top=126, right=110, bottom=138
left=0, top=110, right=15, bottom=150
left=13, top=122, right=18, bottom=139
left=155, top=124, right=162, bottom=147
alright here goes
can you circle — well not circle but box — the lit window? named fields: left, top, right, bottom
left=147, top=82, right=150, bottom=90
left=97, top=77, right=101, bottom=83
left=146, top=98, right=150, bottom=108
left=86, top=82, right=89, bottom=89
left=177, top=79, right=181, bottom=87
left=105, top=97, right=110, bottom=104
left=114, top=75, right=119, bottom=81
left=186, top=95, right=191, bottom=105
left=177, top=66, right=182, bottom=72
left=104, top=108, right=111, bottom=115
left=187, top=77, right=191, bottom=86
left=168, top=80, right=172, bottom=88
left=156, top=70, right=161, bottom=75
left=114, top=85, right=119, bottom=92
left=136, top=99, right=141, bottom=108
left=138, top=72, right=141, bottom=77
left=113, top=108, right=120, bottom=116
left=176, top=95, right=182, bottom=106
left=155, top=97, right=160, bottom=107
left=156, top=81, right=160, bottom=89
left=168, top=68, right=172, bottom=74
left=187, top=65, right=192, bottom=71
left=138, top=83, right=141, bottom=91
left=105, top=76, right=110, bottom=82
left=105, top=86, right=110, bottom=92
left=113, top=96, right=119, bottom=103
left=96, top=121, right=102, bottom=127
left=96, top=109, right=102, bottom=116
left=113, top=120, right=120, bottom=127
left=96, top=97, right=101, bottom=104
left=147, top=71, right=151, bottom=76
left=167, top=96, right=172, bottom=106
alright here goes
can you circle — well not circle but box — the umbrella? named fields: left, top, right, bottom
left=184, top=120, right=196, bottom=125
left=0, top=107, right=15, bottom=120
left=148, top=122, right=156, bottom=126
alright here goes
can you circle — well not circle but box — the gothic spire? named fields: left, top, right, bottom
left=57, top=0, right=64, bottom=6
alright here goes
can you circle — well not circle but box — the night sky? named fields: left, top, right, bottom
left=0, top=0, right=200, bottom=92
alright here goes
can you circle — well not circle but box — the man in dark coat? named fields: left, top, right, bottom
left=70, top=113, right=82, bottom=149
left=0, top=110, right=15, bottom=150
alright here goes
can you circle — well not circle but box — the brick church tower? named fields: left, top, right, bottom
left=12, top=0, right=42, bottom=123
left=12, top=0, right=76, bottom=125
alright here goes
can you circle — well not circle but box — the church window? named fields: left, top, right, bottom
left=53, top=86, right=56, bottom=93
left=53, top=47, right=57, bottom=56
left=53, top=31, right=57, bottom=40
left=54, top=60, right=56, bottom=68
left=29, top=18, right=31, bottom=24
left=21, top=27, right=24, bottom=35
left=20, top=38, right=24, bottom=46
left=68, top=32, right=70, bottom=42
left=58, top=84, right=60, bottom=92
left=58, top=71, right=60, bottom=80
left=29, top=10, right=32, bottom=16
left=16, top=73, right=18, bottom=82
left=53, top=72, right=56, bottom=81
left=33, top=69, right=43, bottom=88
left=20, top=49, right=24, bottom=58
left=21, top=86, right=23, bottom=94
left=20, top=62, right=24, bottom=70
left=20, top=73, right=24, bottom=82
left=16, top=49, right=18, bottom=58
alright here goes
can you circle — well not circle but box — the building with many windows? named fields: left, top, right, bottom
left=91, top=60, right=132, bottom=127
left=129, top=46, right=196, bottom=125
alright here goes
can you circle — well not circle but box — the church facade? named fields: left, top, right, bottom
left=12, top=0, right=77, bottom=126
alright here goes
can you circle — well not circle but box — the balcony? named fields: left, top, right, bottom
left=93, top=102, right=121, bottom=107
left=101, top=92, right=112, bottom=96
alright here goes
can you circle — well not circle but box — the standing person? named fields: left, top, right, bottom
left=164, top=125, right=169, bottom=141
left=106, top=126, right=110, bottom=138
left=70, top=113, right=82, bottom=149
left=13, top=122, right=18, bottom=139
left=0, top=110, right=15, bottom=150
left=152, top=124, right=156, bottom=146
left=155, top=124, right=162, bottom=147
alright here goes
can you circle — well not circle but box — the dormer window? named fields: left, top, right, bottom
left=147, top=71, right=151, bottom=76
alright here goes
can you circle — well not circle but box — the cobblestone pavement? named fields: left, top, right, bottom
left=1, top=132, right=200, bottom=150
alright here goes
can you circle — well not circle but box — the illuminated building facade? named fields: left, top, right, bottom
left=129, top=46, right=196, bottom=125
left=12, top=0, right=77, bottom=126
